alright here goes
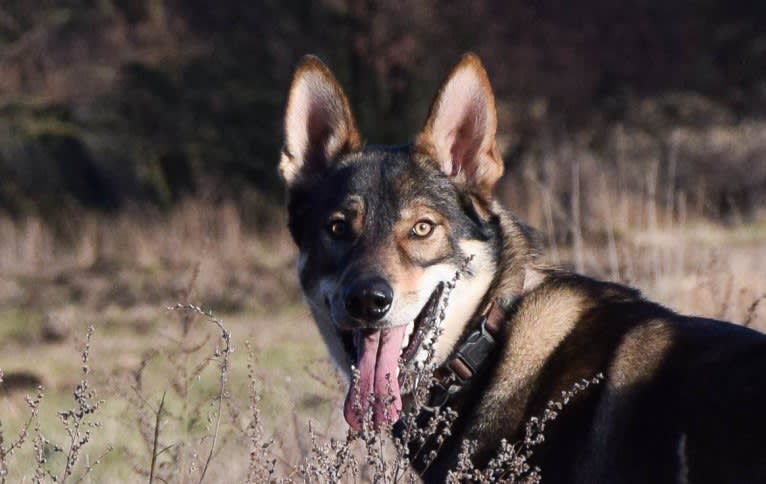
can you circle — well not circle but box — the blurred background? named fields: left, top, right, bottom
left=0, top=1, right=764, bottom=481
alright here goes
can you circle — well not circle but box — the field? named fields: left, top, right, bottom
left=0, top=177, right=764, bottom=482
left=1, top=1, right=766, bottom=482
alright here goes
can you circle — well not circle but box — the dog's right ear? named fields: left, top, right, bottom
left=279, top=55, right=361, bottom=188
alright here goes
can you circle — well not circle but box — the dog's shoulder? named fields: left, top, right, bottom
left=474, top=272, right=647, bottom=434
left=509, top=270, right=648, bottom=341
left=489, top=272, right=766, bottom=483
left=516, top=270, right=766, bottom=382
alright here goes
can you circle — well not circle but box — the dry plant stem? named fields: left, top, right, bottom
left=33, top=409, right=54, bottom=482
left=447, top=374, right=605, bottom=483
left=149, top=392, right=167, bottom=484
left=0, top=381, right=43, bottom=484
left=181, top=261, right=202, bottom=336
left=571, top=159, right=585, bottom=273
left=72, top=445, right=113, bottom=484
left=743, top=294, right=765, bottom=328
left=244, top=342, right=279, bottom=483
left=58, top=326, right=105, bottom=483
left=169, top=303, right=233, bottom=484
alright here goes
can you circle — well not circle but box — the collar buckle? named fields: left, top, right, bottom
left=449, top=315, right=496, bottom=382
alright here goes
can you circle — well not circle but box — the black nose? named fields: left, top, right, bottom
left=344, top=278, right=393, bottom=322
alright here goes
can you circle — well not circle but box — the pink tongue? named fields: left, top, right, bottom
left=343, top=326, right=406, bottom=431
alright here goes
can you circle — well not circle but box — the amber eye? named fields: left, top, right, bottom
left=411, top=220, right=435, bottom=239
left=327, top=219, right=348, bottom=239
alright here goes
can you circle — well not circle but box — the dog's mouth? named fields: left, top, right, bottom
left=341, top=283, right=444, bottom=431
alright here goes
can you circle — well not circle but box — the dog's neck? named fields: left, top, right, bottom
left=490, top=204, right=545, bottom=299
left=474, top=204, right=548, bottom=335
left=430, top=203, right=546, bottom=366
left=401, top=216, right=549, bottom=469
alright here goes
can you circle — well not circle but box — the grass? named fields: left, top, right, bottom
left=0, top=270, right=374, bottom=481
left=0, top=308, right=43, bottom=343
left=0, top=183, right=764, bottom=481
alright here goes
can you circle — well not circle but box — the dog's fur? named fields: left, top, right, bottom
left=280, top=54, right=766, bottom=483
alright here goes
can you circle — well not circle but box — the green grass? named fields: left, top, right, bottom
left=0, top=302, right=341, bottom=481
left=0, top=308, right=43, bottom=344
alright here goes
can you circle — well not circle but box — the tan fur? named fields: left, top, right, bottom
left=432, top=239, right=496, bottom=363
left=607, top=320, right=673, bottom=387
left=490, top=204, right=541, bottom=299
left=473, top=282, right=592, bottom=434
left=395, top=205, right=451, bottom=264
left=581, top=320, right=674, bottom=481
left=386, top=239, right=496, bottom=365
left=329, top=195, right=365, bottom=236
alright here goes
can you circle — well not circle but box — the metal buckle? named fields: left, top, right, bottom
left=452, top=316, right=496, bottom=382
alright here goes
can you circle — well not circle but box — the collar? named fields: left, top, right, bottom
left=423, top=298, right=511, bottom=412
left=448, top=300, right=507, bottom=380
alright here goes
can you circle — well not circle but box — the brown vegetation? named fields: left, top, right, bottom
left=0, top=1, right=765, bottom=481
left=0, top=150, right=763, bottom=480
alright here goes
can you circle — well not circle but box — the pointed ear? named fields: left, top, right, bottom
left=415, top=53, right=503, bottom=198
left=279, top=55, right=361, bottom=187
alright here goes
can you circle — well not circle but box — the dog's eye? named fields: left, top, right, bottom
left=327, top=220, right=348, bottom=239
left=411, top=220, right=435, bottom=239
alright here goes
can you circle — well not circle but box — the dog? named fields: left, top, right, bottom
left=279, top=53, right=766, bottom=483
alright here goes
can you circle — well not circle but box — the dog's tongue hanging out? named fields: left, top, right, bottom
left=343, top=327, right=406, bottom=430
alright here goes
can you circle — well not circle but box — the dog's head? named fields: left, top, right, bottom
left=280, top=54, right=504, bottom=429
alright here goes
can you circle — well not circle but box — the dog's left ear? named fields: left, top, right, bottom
left=416, top=54, right=503, bottom=199
left=279, top=55, right=362, bottom=188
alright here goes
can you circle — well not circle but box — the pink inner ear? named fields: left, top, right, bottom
left=445, top=94, right=487, bottom=177
left=424, top=61, right=496, bottom=184
left=449, top=107, right=484, bottom=178
left=305, top=101, right=334, bottom=170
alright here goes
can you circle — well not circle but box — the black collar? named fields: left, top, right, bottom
left=422, top=298, right=511, bottom=413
